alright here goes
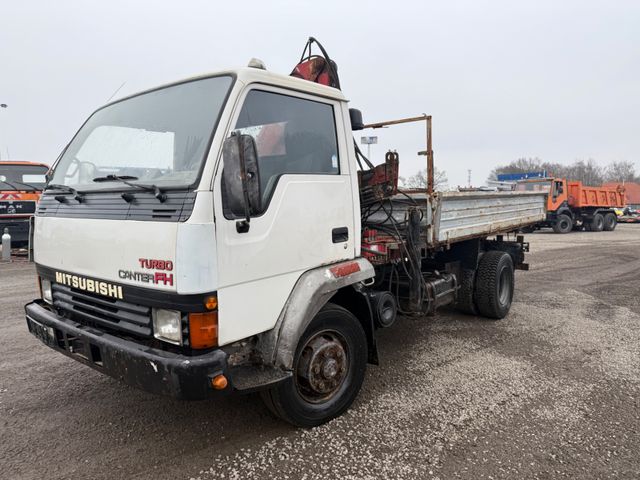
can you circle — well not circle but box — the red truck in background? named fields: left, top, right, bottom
left=0, top=161, right=50, bottom=246
left=515, top=177, right=625, bottom=233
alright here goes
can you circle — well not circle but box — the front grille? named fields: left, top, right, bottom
left=0, top=200, right=36, bottom=215
left=36, top=190, right=196, bottom=222
left=52, top=283, right=152, bottom=338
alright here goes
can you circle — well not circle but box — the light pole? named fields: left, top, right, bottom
left=0, top=104, right=7, bottom=160
left=360, top=135, right=378, bottom=160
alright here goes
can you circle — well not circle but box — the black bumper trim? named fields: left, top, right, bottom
left=25, top=301, right=229, bottom=400
left=36, top=264, right=216, bottom=313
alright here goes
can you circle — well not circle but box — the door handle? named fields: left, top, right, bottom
left=332, top=227, right=348, bottom=243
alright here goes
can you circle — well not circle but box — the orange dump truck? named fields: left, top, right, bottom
left=0, top=161, right=49, bottom=246
left=515, top=178, right=625, bottom=233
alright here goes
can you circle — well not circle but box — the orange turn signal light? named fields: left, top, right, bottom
left=211, top=374, right=228, bottom=390
left=204, top=295, right=218, bottom=310
left=189, top=312, right=218, bottom=349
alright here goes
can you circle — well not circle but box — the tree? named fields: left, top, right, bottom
left=399, top=167, right=448, bottom=190
left=488, top=158, right=544, bottom=181
left=489, top=158, right=608, bottom=186
left=556, top=159, right=604, bottom=186
left=605, top=161, right=636, bottom=183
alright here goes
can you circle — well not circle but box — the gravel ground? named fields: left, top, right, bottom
left=1, top=225, right=639, bottom=479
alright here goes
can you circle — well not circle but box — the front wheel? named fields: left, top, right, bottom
left=260, top=303, right=367, bottom=427
left=553, top=214, right=573, bottom=234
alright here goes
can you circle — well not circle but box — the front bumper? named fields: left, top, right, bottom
left=545, top=211, right=560, bottom=222
left=25, top=301, right=230, bottom=399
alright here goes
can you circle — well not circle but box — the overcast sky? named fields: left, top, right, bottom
left=1, top=0, right=638, bottom=187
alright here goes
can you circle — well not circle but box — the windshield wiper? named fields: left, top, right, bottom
left=93, top=174, right=138, bottom=182
left=13, top=180, right=41, bottom=191
left=92, top=174, right=167, bottom=202
left=46, top=183, right=84, bottom=203
left=0, top=180, right=37, bottom=192
left=0, top=180, right=21, bottom=191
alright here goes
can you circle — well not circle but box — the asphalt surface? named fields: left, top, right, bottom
left=1, top=225, right=639, bottom=479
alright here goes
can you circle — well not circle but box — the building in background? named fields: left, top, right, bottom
left=604, top=182, right=640, bottom=209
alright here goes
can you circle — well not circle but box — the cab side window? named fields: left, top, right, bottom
left=233, top=90, right=339, bottom=208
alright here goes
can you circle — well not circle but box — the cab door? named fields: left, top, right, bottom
left=212, top=86, right=356, bottom=345
left=549, top=179, right=568, bottom=211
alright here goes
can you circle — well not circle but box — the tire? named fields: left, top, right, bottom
left=552, top=214, right=573, bottom=234
left=589, top=213, right=604, bottom=232
left=474, top=251, right=514, bottom=319
left=455, top=268, right=478, bottom=315
left=260, top=303, right=367, bottom=427
left=603, top=212, right=617, bottom=231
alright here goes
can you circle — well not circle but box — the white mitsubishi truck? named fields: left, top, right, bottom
left=25, top=44, right=546, bottom=426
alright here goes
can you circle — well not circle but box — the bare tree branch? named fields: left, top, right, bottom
left=399, top=168, right=448, bottom=190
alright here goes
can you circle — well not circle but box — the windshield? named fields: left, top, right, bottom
left=0, top=164, right=49, bottom=190
left=515, top=181, right=552, bottom=192
left=49, top=75, right=233, bottom=191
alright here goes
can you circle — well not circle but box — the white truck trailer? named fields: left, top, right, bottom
left=25, top=51, right=546, bottom=426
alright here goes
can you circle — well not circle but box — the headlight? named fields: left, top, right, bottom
left=41, top=278, right=53, bottom=304
left=152, top=308, right=183, bottom=345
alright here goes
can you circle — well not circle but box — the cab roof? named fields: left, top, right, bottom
left=106, top=66, right=348, bottom=109
left=0, top=161, right=49, bottom=168
left=516, top=177, right=555, bottom=182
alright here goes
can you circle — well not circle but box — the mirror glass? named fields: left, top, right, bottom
left=222, top=134, right=261, bottom=217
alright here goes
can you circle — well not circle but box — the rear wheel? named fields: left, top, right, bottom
left=588, top=213, right=604, bottom=232
left=260, top=303, right=367, bottom=427
left=474, top=251, right=514, bottom=319
left=455, top=268, right=478, bottom=315
left=603, top=212, right=617, bottom=231
left=553, top=214, right=573, bottom=234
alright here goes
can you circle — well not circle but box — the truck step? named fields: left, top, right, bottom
left=230, top=365, right=292, bottom=393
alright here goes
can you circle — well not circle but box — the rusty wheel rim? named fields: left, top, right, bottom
left=295, top=330, right=349, bottom=404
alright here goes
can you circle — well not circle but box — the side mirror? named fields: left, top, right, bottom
left=349, top=108, right=364, bottom=131
left=222, top=133, right=261, bottom=233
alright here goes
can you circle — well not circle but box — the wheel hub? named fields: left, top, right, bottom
left=498, top=266, right=512, bottom=305
left=296, top=332, right=348, bottom=401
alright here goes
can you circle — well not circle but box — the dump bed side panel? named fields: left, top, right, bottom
left=434, top=191, right=546, bottom=244
left=567, top=182, right=626, bottom=208
left=362, top=191, right=546, bottom=249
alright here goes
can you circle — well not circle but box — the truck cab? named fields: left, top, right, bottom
left=515, top=177, right=567, bottom=212
left=0, top=161, right=49, bottom=246
left=26, top=67, right=372, bottom=423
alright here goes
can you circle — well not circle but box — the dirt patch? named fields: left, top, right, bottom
left=2, top=226, right=639, bottom=479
